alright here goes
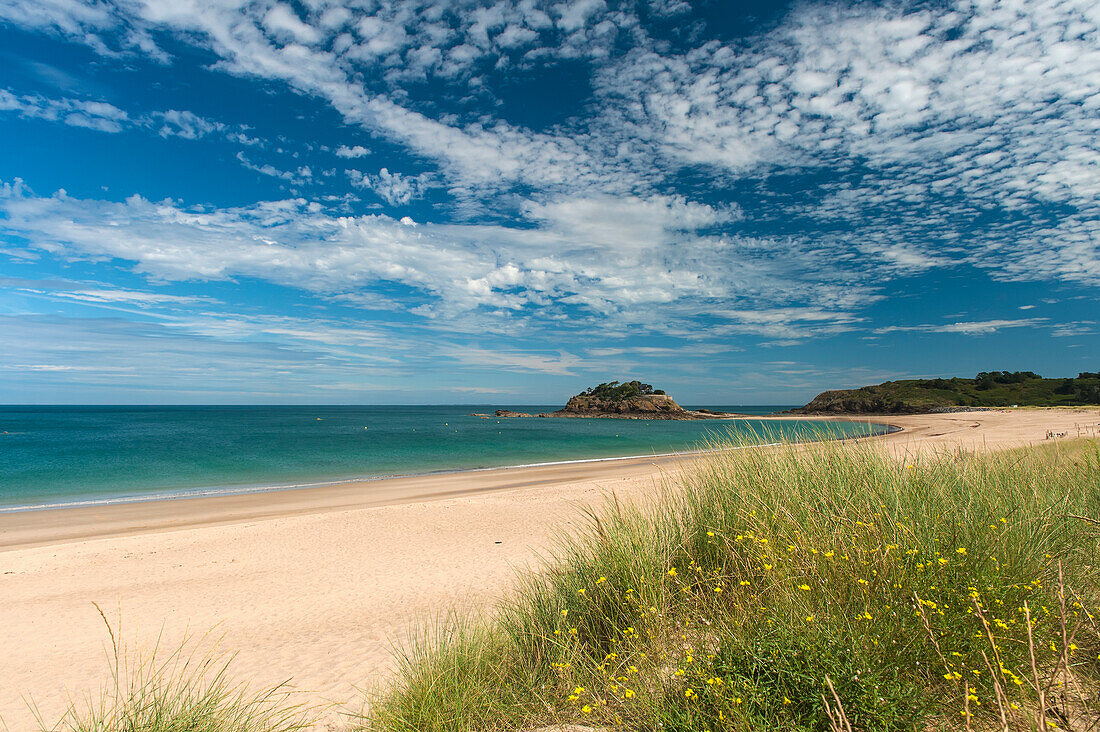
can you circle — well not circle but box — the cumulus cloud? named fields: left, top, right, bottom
left=334, top=144, right=370, bottom=158
left=346, top=167, right=431, bottom=205
left=262, top=3, right=321, bottom=45
left=149, top=109, right=224, bottom=139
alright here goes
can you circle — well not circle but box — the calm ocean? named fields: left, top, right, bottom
left=0, top=405, right=887, bottom=511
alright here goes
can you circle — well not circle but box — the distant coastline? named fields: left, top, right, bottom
left=791, top=371, right=1100, bottom=414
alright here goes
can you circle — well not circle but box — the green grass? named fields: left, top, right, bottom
left=363, top=438, right=1100, bottom=731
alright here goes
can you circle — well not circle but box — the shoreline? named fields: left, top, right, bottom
left=0, top=449, right=723, bottom=552
left=0, top=416, right=896, bottom=551
left=0, top=415, right=893, bottom=517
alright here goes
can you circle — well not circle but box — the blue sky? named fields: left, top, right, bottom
left=0, top=0, right=1096, bottom=405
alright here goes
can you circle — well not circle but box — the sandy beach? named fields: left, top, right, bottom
left=2, top=408, right=1097, bottom=731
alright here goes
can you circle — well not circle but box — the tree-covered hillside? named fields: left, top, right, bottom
left=793, top=371, right=1100, bottom=414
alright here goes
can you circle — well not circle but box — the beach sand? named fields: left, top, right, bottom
left=1, top=407, right=1097, bottom=730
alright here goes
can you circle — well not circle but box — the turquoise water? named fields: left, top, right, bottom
left=0, top=406, right=889, bottom=511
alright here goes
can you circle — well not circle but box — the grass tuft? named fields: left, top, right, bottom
left=42, top=610, right=313, bottom=732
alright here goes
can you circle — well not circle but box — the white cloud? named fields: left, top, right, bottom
left=587, top=0, right=1100, bottom=285
left=0, top=181, right=865, bottom=339
left=554, top=0, right=606, bottom=33
left=1050, top=321, right=1095, bottom=338
left=5, top=0, right=1100, bottom=247
left=0, top=0, right=642, bottom=199
left=705, top=307, right=865, bottom=342
left=236, top=152, right=311, bottom=184
left=17, top=285, right=209, bottom=307
left=0, top=314, right=325, bottom=388
left=263, top=3, right=321, bottom=45
left=149, top=109, right=224, bottom=139
left=334, top=144, right=369, bottom=158
left=442, top=345, right=582, bottom=375
left=0, top=89, right=249, bottom=144
left=874, top=319, right=1046, bottom=336
left=346, top=167, right=431, bottom=205
left=523, top=195, right=738, bottom=253
left=0, top=89, right=129, bottom=132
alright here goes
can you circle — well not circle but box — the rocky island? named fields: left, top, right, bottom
left=489, top=381, right=741, bottom=420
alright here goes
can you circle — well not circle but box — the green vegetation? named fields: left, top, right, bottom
left=363, top=438, right=1100, bottom=732
left=796, top=370, right=1100, bottom=413
left=43, top=615, right=312, bottom=732
left=580, top=381, right=666, bottom=400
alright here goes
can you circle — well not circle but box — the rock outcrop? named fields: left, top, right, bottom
left=540, top=394, right=737, bottom=420
left=494, top=409, right=533, bottom=418
left=555, top=393, right=687, bottom=418
left=488, top=381, right=742, bottom=420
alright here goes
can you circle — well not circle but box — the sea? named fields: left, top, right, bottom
left=0, top=405, right=889, bottom=512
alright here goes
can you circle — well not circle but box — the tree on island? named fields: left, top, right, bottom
left=580, top=380, right=666, bottom=401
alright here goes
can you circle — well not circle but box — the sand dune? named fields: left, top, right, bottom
left=1, top=408, right=1096, bottom=731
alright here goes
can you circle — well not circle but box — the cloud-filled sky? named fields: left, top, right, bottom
left=0, top=0, right=1096, bottom=404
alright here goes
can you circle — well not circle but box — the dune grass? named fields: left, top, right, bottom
left=364, top=437, right=1100, bottom=731
left=40, top=613, right=314, bottom=732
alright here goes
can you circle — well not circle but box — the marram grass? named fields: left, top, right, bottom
left=39, top=614, right=314, bottom=732
left=364, top=437, right=1100, bottom=731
